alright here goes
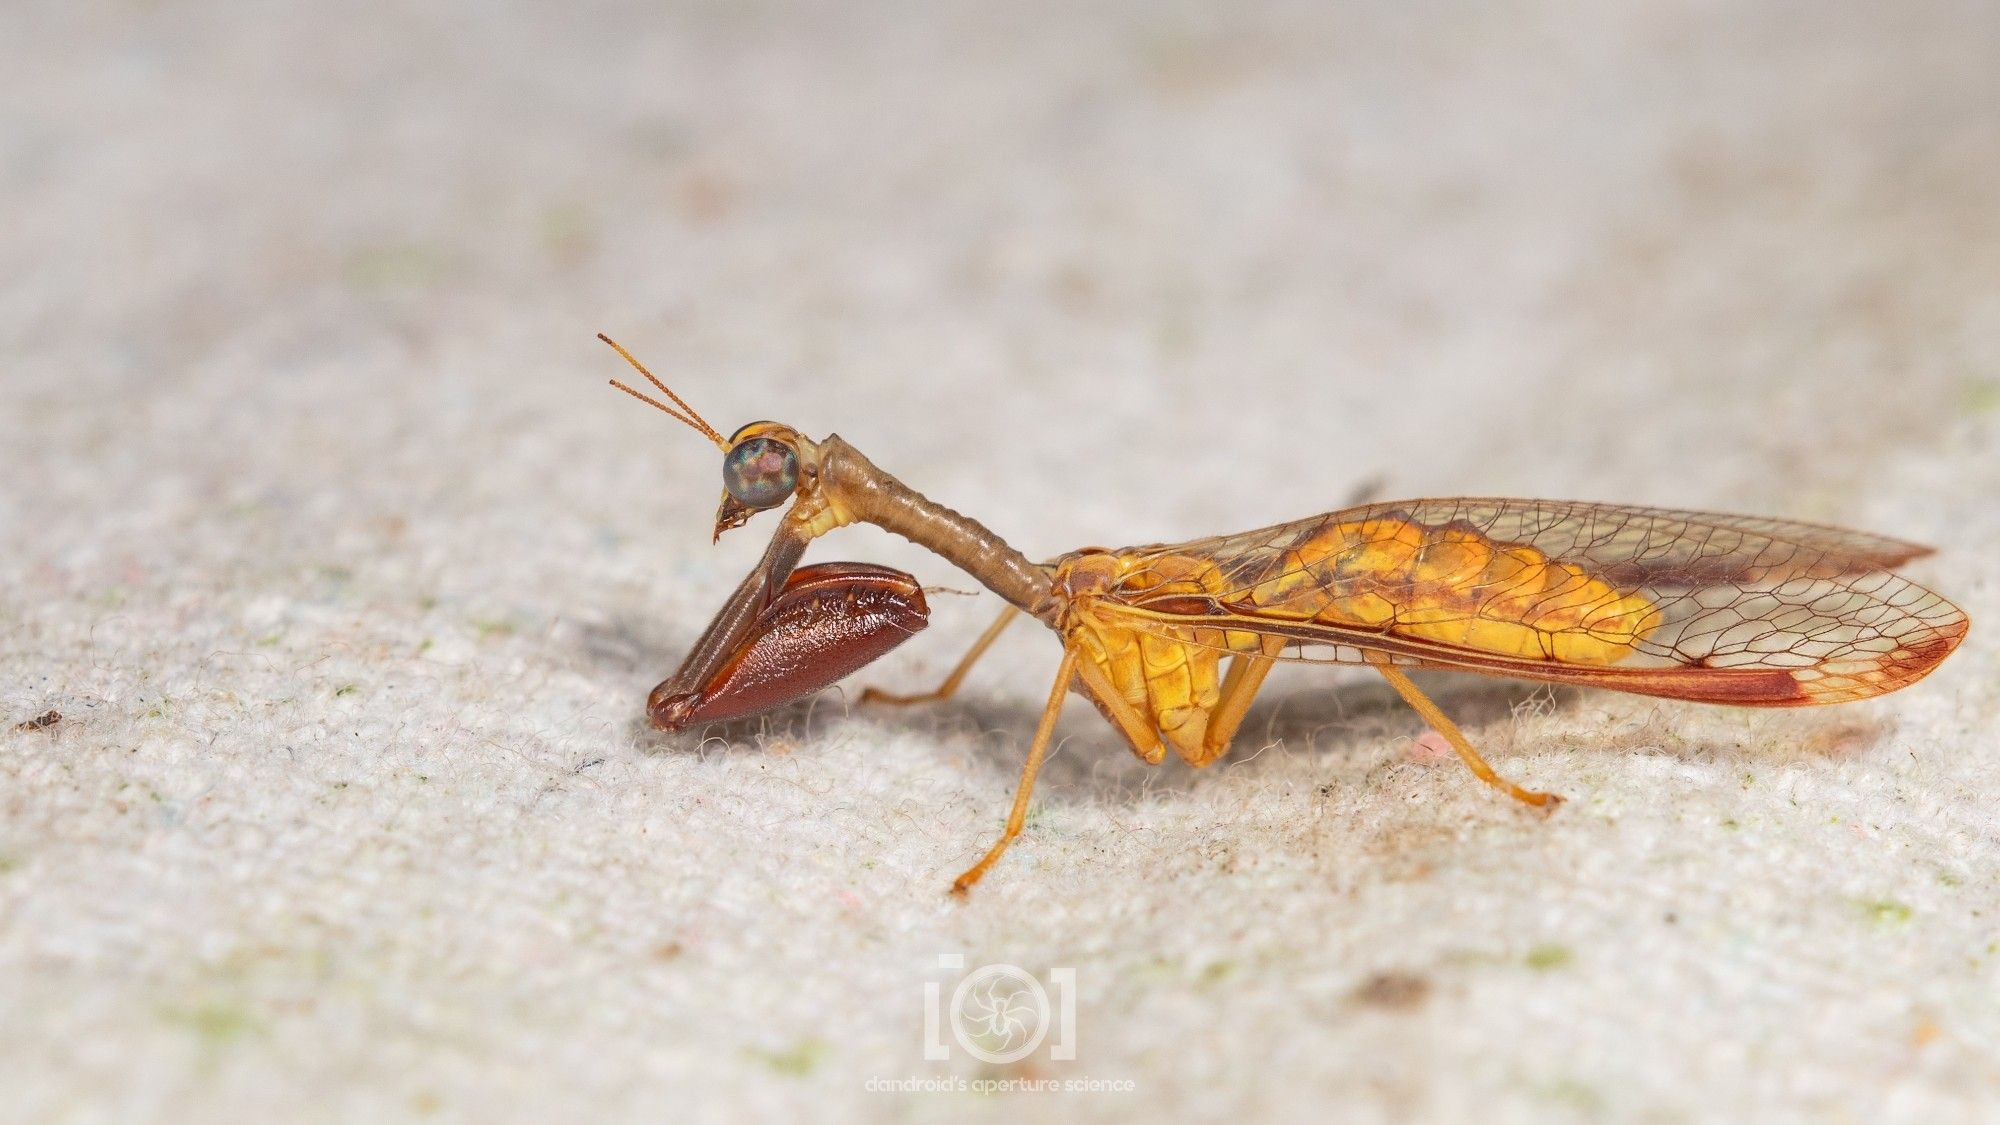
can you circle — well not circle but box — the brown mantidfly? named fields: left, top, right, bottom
left=604, top=335, right=1968, bottom=894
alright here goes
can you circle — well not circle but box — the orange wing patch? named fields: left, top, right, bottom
left=1232, top=513, right=1663, bottom=665
left=1071, top=499, right=1967, bottom=708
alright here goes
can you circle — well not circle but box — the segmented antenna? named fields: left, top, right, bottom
left=599, top=333, right=728, bottom=450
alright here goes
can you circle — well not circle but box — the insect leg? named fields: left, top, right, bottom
left=653, top=521, right=811, bottom=705
left=1367, top=657, right=1562, bottom=809
left=1072, top=651, right=1167, bottom=765
left=650, top=563, right=929, bottom=729
left=951, top=643, right=1081, bottom=895
left=1196, top=637, right=1286, bottom=763
left=861, top=606, right=1019, bottom=706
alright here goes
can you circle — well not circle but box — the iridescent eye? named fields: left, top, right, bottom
left=722, top=437, right=799, bottom=509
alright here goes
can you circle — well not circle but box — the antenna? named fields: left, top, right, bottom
left=598, top=333, right=728, bottom=450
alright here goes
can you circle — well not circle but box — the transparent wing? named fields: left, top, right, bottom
left=1090, top=499, right=1967, bottom=705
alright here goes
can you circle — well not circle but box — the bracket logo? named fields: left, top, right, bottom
left=923, top=955, right=1077, bottom=1064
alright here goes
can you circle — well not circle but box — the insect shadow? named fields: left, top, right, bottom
left=569, top=614, right=672, bottom=678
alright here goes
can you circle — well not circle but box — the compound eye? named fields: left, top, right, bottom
left=722, top=437, right=799, bottom=509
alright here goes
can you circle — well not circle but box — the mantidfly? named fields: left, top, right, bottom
left=603, top=335, right=1969, bottom=894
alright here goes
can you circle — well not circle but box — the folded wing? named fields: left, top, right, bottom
left=1096, top=499, right=1968, bottom=705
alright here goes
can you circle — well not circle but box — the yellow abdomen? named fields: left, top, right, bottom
left=1237, top=514, right=1661, bottom=665
left=1052, top=513, right=1661, bottom=765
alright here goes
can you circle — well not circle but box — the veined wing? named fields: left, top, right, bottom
left=1088, top=499, right=1968, bottom=705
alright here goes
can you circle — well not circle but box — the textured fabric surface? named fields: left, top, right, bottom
left=4, top=2, right=1998, bottom=1121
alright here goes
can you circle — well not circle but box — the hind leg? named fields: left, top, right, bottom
left=1368, top=657, right=1560, bottom=808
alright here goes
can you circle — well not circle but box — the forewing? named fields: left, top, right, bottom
left=1098, top=499, right=1967, bottom=705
